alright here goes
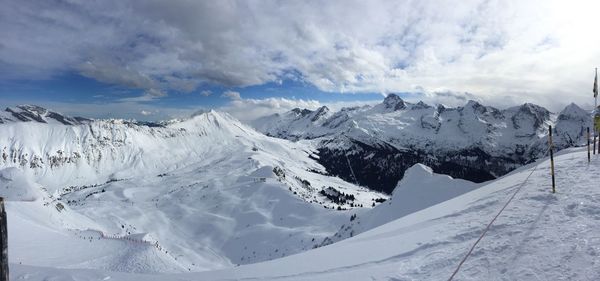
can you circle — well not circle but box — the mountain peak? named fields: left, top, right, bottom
left=383, top=93, right=406, bottom=110
left=291, top=108, right=313, bottom=117
left=517, top=102, right=550, bottom=119
left=311, top=106, right=330, bottom=122
left=2, top=105, right=90, bottom=125
left=558, top=103, right=589, bottom=120
left=412, top=101, right=432, bottom=109
left=465, top=100, right=481, bottom=107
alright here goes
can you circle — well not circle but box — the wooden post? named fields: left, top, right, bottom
left=588, top=127, right=591, bottom=163
left=595, top=131, right=597, bottom=155
left=549, top=126, right=556, bottom=193
left=597, top=130, right=600, bottom=155
left=0, top=197, right=7, bottom=281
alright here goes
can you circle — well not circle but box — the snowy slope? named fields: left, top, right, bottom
left=319, top=163, right=480, bottom=246
left=10, top=147, right=600, bottom=280
left=0, top=107, right=386, bottom=272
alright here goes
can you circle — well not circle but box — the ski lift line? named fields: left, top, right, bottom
left=447, top=146, right=550, bottom=281
left=344, top=150, right=359, bottom=186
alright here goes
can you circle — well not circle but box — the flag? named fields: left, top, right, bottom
left=594, top=68, right=598, bottom=98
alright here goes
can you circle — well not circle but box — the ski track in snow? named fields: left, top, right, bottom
left=7, top=147, right=600, bottom=280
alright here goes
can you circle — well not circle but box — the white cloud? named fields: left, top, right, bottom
left=200, top=90, right=212, bottom=97
left=221, top=90, right=241, bottom=100
left=1, top=0, right=599, bottom=109
left=218, top=96, right=378, bottom=122
left=140, top=110, right=153, bottom=116
left=116, top=88, right=166, bottom=102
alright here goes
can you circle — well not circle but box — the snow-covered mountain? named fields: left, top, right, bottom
left=0, top=106, right=386, bottom=272
left=0, top=105, right=91, bottom=125
left=9, top=146, right=600, bottom=281
left=252, top=95, right=592, bottom=193
left=1, top=102, right=596, bottom=281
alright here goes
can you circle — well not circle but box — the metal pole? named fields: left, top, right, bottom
left=549, top=126, right=556, bottom=193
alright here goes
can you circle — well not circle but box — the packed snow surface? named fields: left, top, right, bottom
left=8, top=147, right=600, bottom=280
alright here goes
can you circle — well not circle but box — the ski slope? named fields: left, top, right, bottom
left=8, top=147, right=600, bottom=280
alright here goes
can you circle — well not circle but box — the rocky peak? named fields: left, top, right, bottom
left=557, top=103, right=589, bottom=121
left=2, top=105, right=90, bottom=125
left=291, top=108, right=313, bottom=118
left=311, top=106, right=330, bottom=122
left=412, top=101, right=432, bottom=109
left=382, top=94, right=406, bottom=110
left=509, top=103, right=550, bottom=130
left=463, top=100, right=486, bottom=114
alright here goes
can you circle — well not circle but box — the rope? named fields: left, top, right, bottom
left=447, top=147, right=550, bottom=281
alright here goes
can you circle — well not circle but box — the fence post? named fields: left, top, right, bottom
left=597, top=130, right=600, bottom=154
left=595, top=131, right=597, bottom=155
left=0, top=197, right=8, bottom=281
left=549, top=126, right=556, bottom=193
left=588, top=127, right=591, bottom=163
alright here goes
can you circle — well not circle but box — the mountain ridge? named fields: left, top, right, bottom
left=251, top=95, right=591, bottom=193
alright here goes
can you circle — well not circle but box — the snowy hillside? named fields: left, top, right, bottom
left=0, top=106, right=386, bottom=272
left=9, top=146, right=600, bottom=280
left=319, top=163, right=480, bottom=246
left=253, top=95, right=592, bottom=193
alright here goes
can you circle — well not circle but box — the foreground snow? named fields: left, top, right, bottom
left=10, top=147, right=600, bottom=280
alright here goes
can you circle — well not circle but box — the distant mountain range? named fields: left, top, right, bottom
left=0, top=97, right=591, bottom=195
left=252, top=94, right=591, bottom=193
left=0, top=105, right=91, bottom=125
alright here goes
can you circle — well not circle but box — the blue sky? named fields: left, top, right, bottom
left=0, top=72, right=380, bottom=107
left=1, top=0, right=599, bottom=121
left=0, top=72, right=385, bottom=121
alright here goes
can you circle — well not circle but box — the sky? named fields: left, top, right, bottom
left=1, top=0, right=600, bottom=122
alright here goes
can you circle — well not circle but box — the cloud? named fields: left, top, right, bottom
left=1, top=0, right=600, bottom=109
left=140, top=110, right=153, bottom=116
left=200, top=90, right=212, bottom=97
left=218, top=96, right=378, bottom=122
left=116, top=88, right=166, bottom=103
left=221, top=90, right=241, bottom=100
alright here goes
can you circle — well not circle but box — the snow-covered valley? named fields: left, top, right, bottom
left=7, top=142, right=600, bottom=280
left=0, top=106, right=385, bottom=273
left=0, top=102, right=597, bottom=280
